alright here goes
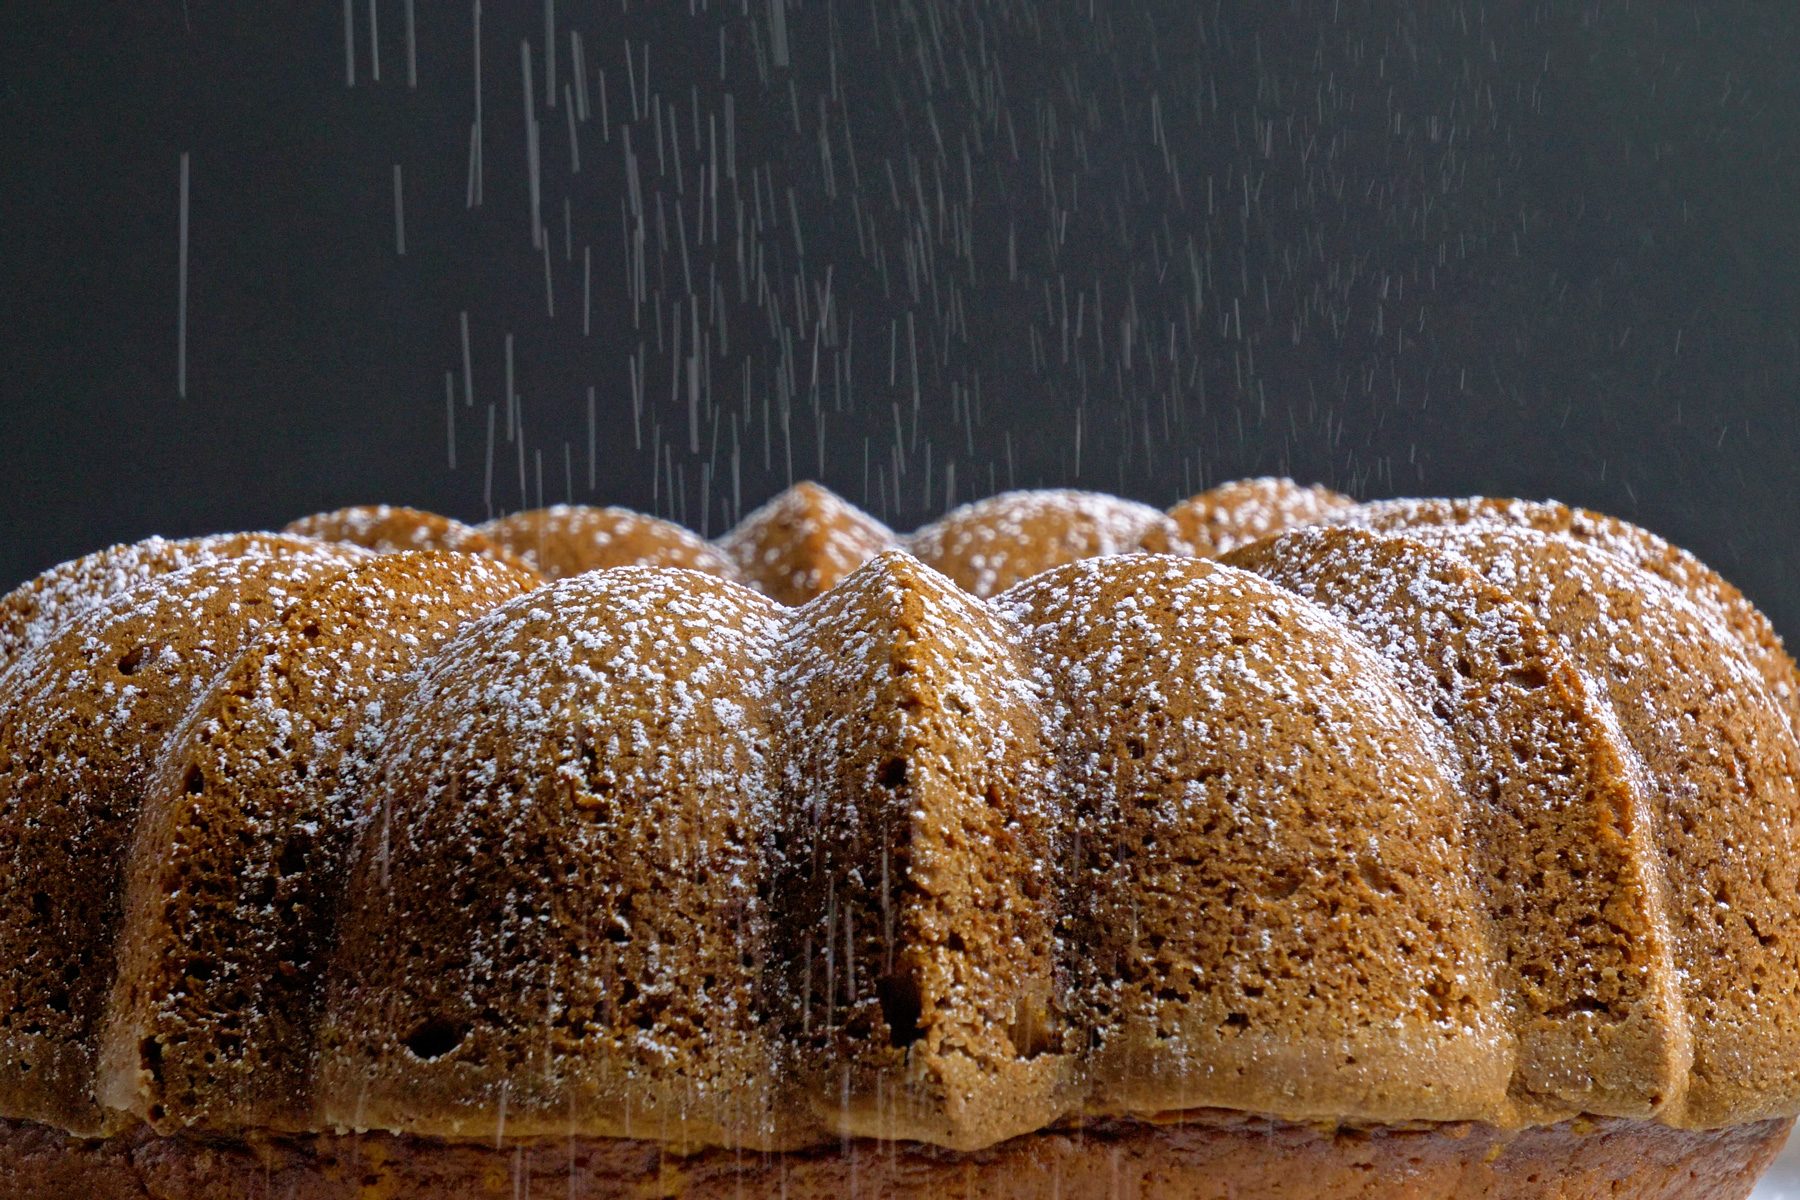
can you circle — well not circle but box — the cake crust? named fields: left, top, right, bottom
left=0, top=1112, right=1786, bottom=1200
left=3, top=481, right=1797, bottom=1196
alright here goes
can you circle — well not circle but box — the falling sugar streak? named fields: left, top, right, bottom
left=392, top=164, right=406, bottom=256
left=444, top=372, right=457, bottom=469
left=342, top=0, right=354, bottom=87
left=367, top=0, right=380, bottom=83
left=404, top=0, right=416, bottom=88
left=177, top=151, right=189, bottom=399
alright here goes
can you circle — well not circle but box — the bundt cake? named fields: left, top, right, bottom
left=0, top=479, right=1794, bottom=1199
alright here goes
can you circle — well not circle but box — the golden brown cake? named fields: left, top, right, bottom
left=0, top=549, right=374, bottom=1136
left=905, top=488, right=1187, bottom=596
left=97, top=552, right=541, bottom=1134
left=0, top=532, right=365, bottom=672
left=283, top=503, right=535, bottom=574
left=1222, top=526, right=1683, bottom=1119
left=716, top=480, right=902, bottom=604
left=479, top=503, right=739, bottom=580
left=1155, top=476, right=1355, bottom=556
left=0, top=479, right=1794, bottom=1200
left=1335, top=496, right=1800, bottom=764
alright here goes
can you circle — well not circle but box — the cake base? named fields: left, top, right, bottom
left=0, top=1111, right=1788, bottom=1200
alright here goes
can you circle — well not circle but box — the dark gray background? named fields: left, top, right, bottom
left=2, top=2, right=1795, bottom=634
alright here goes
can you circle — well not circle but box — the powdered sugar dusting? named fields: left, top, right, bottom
left=285, top=505, right=523, bottom=568
left=1225, top=524, right=1690, bottom=1118
left=316, top=566, right=790, bottom=1149
left=1, top=482, right=1797, bottom=1149
left=716, top=482, right=901, bottom=605
left=1383, top=522, right=1800, bottom=1125
left=0, top=533, right=367, bottom=676
left=763, top=550, right=1061, bottom=1148
left=0, top=547, right=364, bottom=1135
left=998, top=554, right=1510, bottom=1123
left=908, top=489, right=1181, bottom=597
left=1161, top=477, right=1354, bottom=557
left=1339, top=496, right=1800, bottom=750
left=100, top=550, right=540, bottom=1132
left=480, top=504, right=740, bottom=582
